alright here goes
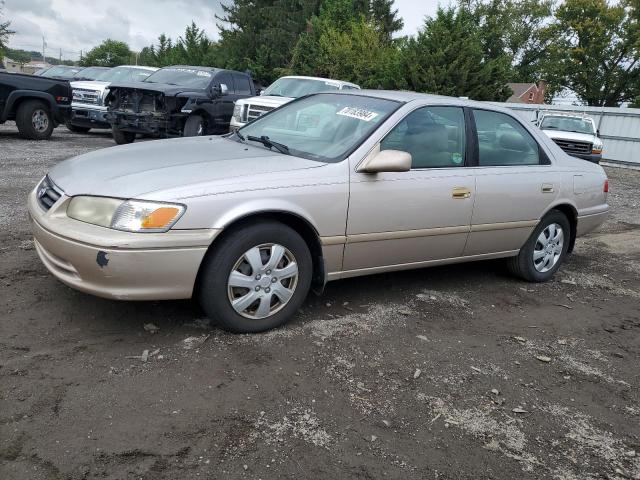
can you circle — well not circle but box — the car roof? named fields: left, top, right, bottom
left=114, top=65, right=158, bottom=71
left=540, top=112, right=594, bottom=121
left=331, top=89, right=509, bottom=110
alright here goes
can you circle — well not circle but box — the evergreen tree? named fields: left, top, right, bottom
left=216, top=0, right=322, bottom=84
left=402, top=6, right=512, bottom=101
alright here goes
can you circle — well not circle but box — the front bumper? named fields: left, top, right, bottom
left=28, top=189, right=218, bottom=301
left=70, top=105, right=110, bottom=129
left=108, top=111, right=184, bottom=136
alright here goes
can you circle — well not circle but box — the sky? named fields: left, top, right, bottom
left=2, top=0, right=442, bottom=61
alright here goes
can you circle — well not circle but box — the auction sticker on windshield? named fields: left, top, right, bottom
left=336, top=107, right=379, bottom=122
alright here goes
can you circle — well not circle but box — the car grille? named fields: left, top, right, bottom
left=36, top=176, right=63, bottom=211
left=246, top=104, right=275, bottom=122
left=552, top=139, right=592, bottom=155
left=73, top=88, right=101, bottom=105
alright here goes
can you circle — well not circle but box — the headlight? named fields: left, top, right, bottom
left=592, top=141, right=603, bottom=154
left=233, top=103, right=242, bottom=121
left=67, top=197, right=185, bottom=233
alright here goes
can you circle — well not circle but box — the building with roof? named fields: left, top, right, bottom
left=506, top=81, right=546, bottom=104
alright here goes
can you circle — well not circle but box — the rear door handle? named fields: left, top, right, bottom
left=452, top=187, right=472, bottom=199
left=541, top=184, right=555, bottom=193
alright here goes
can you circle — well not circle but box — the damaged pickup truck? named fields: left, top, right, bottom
left=105, top=66, right=256, bottom=144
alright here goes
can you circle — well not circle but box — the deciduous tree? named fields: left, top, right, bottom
left=81, top=39, right=132, bottom=67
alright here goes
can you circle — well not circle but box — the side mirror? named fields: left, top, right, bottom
left=212, top=84, right=228, bottom=97
left=596, top=129, right=600, bottom=137
left=220, top=83, right=228, bottom=95
left=357, top=148, right=412, bottom=174
left=258, top=89, right=265, bottom=96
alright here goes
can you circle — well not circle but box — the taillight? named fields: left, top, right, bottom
left=603, top=179, right=609, bottom=193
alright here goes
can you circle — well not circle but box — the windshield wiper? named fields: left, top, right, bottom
left=247, top=135, right=290, bottom=155
left=235, top=130, right=246, bottom=141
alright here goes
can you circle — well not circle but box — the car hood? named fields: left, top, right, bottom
left=108, top=81, right=205, bottom=96
left=542, top=129, right=597, bottom=144
left=237, top=95, right=293, bottom=108
left=48, top=136, right=324, bottom=199
left=70, top=80, right=111, bottom=91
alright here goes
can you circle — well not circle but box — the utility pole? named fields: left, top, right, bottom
left=42, top=36, right=46, bottom=65
left=59, top=48, right=62, bottom=63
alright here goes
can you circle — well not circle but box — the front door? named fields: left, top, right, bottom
left=343, top=106, right=475, bottom=273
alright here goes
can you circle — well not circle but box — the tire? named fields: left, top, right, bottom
left=198, top=221, right=313, bottom=333
left=15, top=100, right=54, bottom=140
left=112, top=128, right=136, bottom=145
left=507, top=210, right=571, bottom=282
left=66, top=123, right=91, bottom=134
left=183, top=114, right=206, bottom=137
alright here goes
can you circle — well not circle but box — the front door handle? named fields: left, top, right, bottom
left=452, top=187, right=472, bottom=199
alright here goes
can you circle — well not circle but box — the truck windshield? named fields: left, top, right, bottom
left=41, top=65, right=82, bottom=79
left=236, top=93, right=400, bottom=162
left=144, top=68, right=213, bottom=88
left=541, top=116, right=595, bottom=135
left=263, top=78, right=345, bottom=98
left=73, top=67, right=111, bottom=81
left=95, top=67, right=155, bottom=83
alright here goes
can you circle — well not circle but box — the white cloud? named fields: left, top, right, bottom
left=4, top=0, right=444, bottom=61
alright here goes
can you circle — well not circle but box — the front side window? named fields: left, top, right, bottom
left=381, top=106, right=466, bottom=169
left=233, top=74, right=252, bottom=94
left=474, top=110, right=540, bottom=166
left=237, top=93, right=400, bottom=162
left=216, top=73, right=234, bottom=93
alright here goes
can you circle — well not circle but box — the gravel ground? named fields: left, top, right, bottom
left=1, top=123, right=639, bottom=480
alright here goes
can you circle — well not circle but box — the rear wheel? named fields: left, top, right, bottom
left=66, top=123, right=91, bottom=134
left=112, top=128, right=136, bottom=145
left=16, top=100, right=54, bottom=140
left=507, top=210, right=571, bottom=282
left=198, top=221, right=313, bottom=333
left=183, top=114, right=206, bottom=137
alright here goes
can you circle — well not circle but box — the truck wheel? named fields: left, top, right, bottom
left=112, top=128, right=136, bottom=145
left=183, top=114, right=206, bottom=137
left=16, top=100, right=54, bottom=140
left=197, top=221, right=313, bottom=333
left=66, top=123, right=91, bottom=134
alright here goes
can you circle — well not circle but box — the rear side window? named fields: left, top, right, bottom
left=473, top=110, right=540, bottom=166
left=233, top=74, right=252, bottom=94
left=381, top=106, right=466, bottom=169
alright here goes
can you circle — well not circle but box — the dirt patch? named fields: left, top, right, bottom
left=1, top=124, right=639, bottom=479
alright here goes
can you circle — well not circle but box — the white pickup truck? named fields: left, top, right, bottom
left=67, top=65, right=158, bottom=133
left=537, top=113, right=603, bottom=164
left=230, top=75, right=360, bottom=131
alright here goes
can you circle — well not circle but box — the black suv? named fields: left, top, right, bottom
left=105, top=66, right=256, bottom=144
left=0, top=72, right=72, bottom=140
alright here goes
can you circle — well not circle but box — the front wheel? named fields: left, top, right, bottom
left=112, top=128, right=136, bottom=145
left=197, top=221, right=313, bottom=333
left=507, top=210, right=571, bottom=282
left=183, top=114, right=206, bottom=137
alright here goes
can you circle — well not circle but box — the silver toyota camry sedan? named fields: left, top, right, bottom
left=29, top=91, right=609, bottom=332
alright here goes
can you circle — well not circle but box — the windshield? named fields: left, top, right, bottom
left=236, top=93, right=400, bottom=162
left=95, top=66, right=155, bottom=83
left=541, top=116, right=595, bottom=134
left=74, top=67, right=110, bottom=80
left=144, top=67, right=214, bottom=88
left=41, top=65, right=81, bottom=79
left=263, top=77, right=346, bottom=98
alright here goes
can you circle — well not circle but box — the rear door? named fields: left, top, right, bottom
left=463, top=108, right=559, bottom=256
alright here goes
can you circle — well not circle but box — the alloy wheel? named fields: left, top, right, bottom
left=32, top=109, right=49, bottom=133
